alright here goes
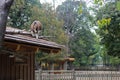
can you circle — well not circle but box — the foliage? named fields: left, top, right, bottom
left=56, top=0, right=80, bottom=35
left=96, top=2, right=120, bottom=57
left=70, top=27, right=97, bottom=66
left=94, top=0, right=103, bottom=5
left=89, top=0, right=120, bottom=66
left=117, top=1, right=120, bottom=10
left=36, top=51, right=65, bottom=63
left=97, top=18, right=111, bottom=28
left=57, top=0, right=98, bottom=66
left=7, top=0, right=32, bottom=29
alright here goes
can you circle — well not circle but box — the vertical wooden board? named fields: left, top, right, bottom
left=1, top=54, right=3, bottom=80
left=23, top=54, right=28, bottom=80
left=27, top=53, right=30, bottom=80
left=23, top=66, right=25, bottom=80
left=11, top=59, right=16, bottom=80
left=31, top=53, right=35, bottom=80
left=16, top=64, right=20, bottom=80
left=1, top=54, right=4, bottom=80
left=0, top=54, right=2, bottom=80
left=7, top=54, right=11, bottom=80
left=22, top=65, right=24, bottom=80
left=33, top=53, right=35, bottom=80
left=19, top=65, right=21, bottom=80
left=25, top=65, right=28, bottom=80
left=30, top=53, right=33, bottom=80
left=22, top=66, right=24, bottom=80
left=20, top=65, right=24, bottom=80
left=30, top=53, right=32, bottom=80
left=2, top=54, right=5, bottom=80
left=3, top=54, right=7, bottom=80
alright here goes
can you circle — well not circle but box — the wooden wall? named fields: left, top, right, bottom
left=0, top=53, right=35, bottom=80
left=0, top=41, right=61, bottom=80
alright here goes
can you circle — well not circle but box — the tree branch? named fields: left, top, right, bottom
left=5, top=0, right=14, bottom=9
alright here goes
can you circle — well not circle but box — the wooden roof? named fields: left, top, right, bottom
left=4, top=27, right=64, bottom=49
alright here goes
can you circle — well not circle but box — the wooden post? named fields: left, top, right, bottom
left=38, top=69, right=42, bottom=80
left=73, top=70, right=76, bottom=80
left=63, top=61, right=67, bottom=70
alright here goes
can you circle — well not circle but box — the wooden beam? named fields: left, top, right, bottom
left=6, top=30, right=31, bottom=35
left=35, top=47, right=39, bottom=53
left=16, top=45, right=21, bottom=51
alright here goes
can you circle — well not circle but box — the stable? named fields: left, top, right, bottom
left=0, top=27, right=63, bottom=80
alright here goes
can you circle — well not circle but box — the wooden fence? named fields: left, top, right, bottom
left=35, top=70, right=120, bottom=80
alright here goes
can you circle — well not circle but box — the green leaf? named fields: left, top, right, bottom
left=94, top=0, right=99, bottom=4
left=78, top=5, right=82, bottom=14
left=117, top=1, right=120, bottom=10
left=94, top=0, right=103, bottom=5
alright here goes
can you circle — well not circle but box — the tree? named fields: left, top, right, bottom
left=56, top=0, right=80, bottom=35
left=89, top=0, right=120, bottom=66
left=56, top=0, right=98, bottom=66
left=70, top=27, right=97, bottom=66
left=0, top=0, right=13, bottom=50
left=35, top=50, right=67, bottom=70
left=96, top=1, right=120, bottom=57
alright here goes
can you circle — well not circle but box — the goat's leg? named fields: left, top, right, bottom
left=35, top=33, right=39, bottom=39
left=31, top=31, right=35, bottom=37
left=38, top=30, right=41, bottom=36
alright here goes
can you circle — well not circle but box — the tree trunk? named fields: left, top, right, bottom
left=0, top=0, right=14, bottom=50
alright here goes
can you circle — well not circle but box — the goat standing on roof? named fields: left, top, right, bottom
left=30, top=20, right=42, bottom=39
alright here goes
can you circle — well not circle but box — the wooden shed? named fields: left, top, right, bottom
left=0, top=27, right=63, bottom=80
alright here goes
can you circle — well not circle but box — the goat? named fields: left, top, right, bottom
left=30, top=20, right=42, bottom=39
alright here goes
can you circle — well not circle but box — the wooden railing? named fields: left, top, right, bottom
left=35, top=70, right=120, bottom=80
left=35, top=70, right=75, bottom=80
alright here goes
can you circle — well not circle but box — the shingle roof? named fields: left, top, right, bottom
left=4, top=27, right=64, bottom=49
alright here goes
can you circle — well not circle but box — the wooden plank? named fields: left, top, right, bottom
left=35, top=47, right=39, bottom=53
left=4, top=42, right=38, bottom=52
left=16, top=44, right=21, bottom=51
left=33, top=53, right=35, bottom=80
left=27, top=53, right=30, bottom=80
left=23, top=65, right=27, bottom=80
left=11, top=58, right=16, bottom=80
left=23, top=66, right=25, bottom=80
left=0, top=54, right=2, bottom=80
left=7, top=54, right=11, bottom=80
left=25, top=65, right=28, bottom=80
left=3, top=54, right=7, bottom=80
left=39, top=47, right=60, bottom=53
left=31, top=53, right=35, bottom=80
left=20, top=65, right=23, bottom=80
left=1, top=54, right=4, bottom=80
left=30, top=53, right=33, bottom=80
left=16, top=64, right=19, bottom=80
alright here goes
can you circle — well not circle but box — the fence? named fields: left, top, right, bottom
left=35, top=70, right=75, bottom=80
left=35, top=70, right=120, bottom=80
